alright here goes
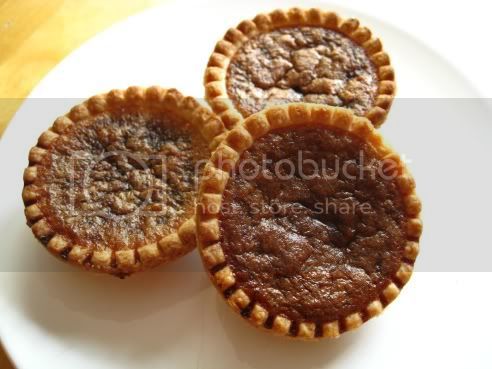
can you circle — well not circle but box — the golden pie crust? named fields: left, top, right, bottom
left=204, top=8, right=395, bottom=129
left=23, top=86, right=226, bottom=277
left=196, top=103, right=421, bottom=339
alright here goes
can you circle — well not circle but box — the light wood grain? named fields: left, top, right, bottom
left=0, top=0, right=166, bottom=136
left=0, top=1, right=166, bottom=367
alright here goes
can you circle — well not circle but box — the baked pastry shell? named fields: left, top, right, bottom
left=23, top=86, right=227, bottom=277
left=204, top=7, right=396, bottom=129
left=196, top=103, right=421, bottom=340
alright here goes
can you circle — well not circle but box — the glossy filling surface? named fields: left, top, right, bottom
left=35, top=114, right=208, bottom=249
left=227, top=27, right=378, bottom=117
left=218, top=126, right=407, bottom=324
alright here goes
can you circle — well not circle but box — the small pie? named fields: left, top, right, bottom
left=196, top=104, right=421, bottom=339
left=204, top=8, right=395, bottom=129
left=23, top=86, right=226, bottom=277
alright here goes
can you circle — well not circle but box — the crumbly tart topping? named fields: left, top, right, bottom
left=23, top=86, right=226, bottom=276
left=205, top=8, right=395, bottom=129
left=196, top=104, right=421, bottom=339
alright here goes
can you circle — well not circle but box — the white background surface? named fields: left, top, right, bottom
left=1, top=0, right=491, bottom=368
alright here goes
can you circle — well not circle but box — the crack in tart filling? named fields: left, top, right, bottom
left=204, top=8, right=395, bottom=129
left=197, top=104, right=421, bottom=339
left=23, top=86, right=226, bottom=276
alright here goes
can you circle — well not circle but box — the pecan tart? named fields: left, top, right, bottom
left=23, top=86, right=226, bottom=277
left=204, top=8, right=395, bottom=129
left=196, top=104, right=421, bottom=339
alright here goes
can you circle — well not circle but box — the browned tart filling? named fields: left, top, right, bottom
left=205, top=8, right=396, bottom=129
left=34, top=114, right=206, bottom=249
left=197, top=104, right=421, bottom=339
left=227, top=27, right=378, bottom=117
left=23, top=87, right=225, bottom=275
left=220, top=126, right=405, bottom=324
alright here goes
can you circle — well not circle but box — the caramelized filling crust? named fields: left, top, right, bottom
left=219, top=126, right=407, bottom=323
left=227, top=27, right=378, bottom=117
left=35, top=114, right=208, bottom=249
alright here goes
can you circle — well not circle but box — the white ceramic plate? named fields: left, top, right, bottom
left=1, top=1, right=491, bottom=368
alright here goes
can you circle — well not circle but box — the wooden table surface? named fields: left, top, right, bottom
left=0, top=1, right=166, bottom=366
